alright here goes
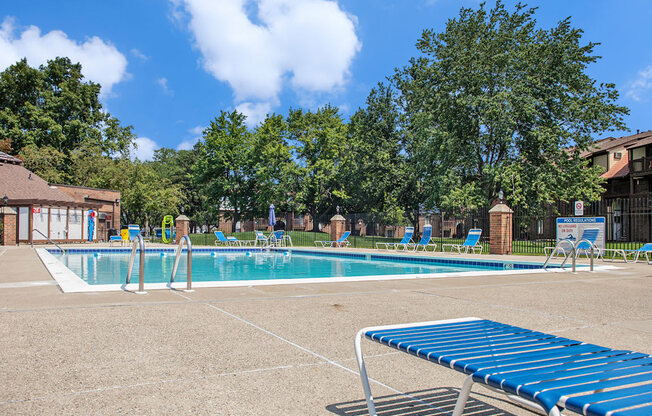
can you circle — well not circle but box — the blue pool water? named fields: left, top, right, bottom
left=50, top=249, right=522, bottom=285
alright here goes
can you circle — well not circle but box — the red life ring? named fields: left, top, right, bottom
left=89, top=211, right=96, bottom=218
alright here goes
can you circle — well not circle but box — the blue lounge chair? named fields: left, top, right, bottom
left=315, top=231, right=351, bottom=248
left=127, top=224, right=141, bottom=241
left=356, top=317, right=652, bottom=416
left=545, top=228, right=601, bottom=259
left=406, top=225, right=437, bottom=252
left=214, top=231, right=238, bottom=246
left=602, top=243, right=652, bottom=264
left=375, top=227, right=414, bottom=250
left=442, top=228, right=483, bottom=254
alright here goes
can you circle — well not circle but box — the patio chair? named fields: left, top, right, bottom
left=406, top=225, right=437, bottom=252
left=545, top=228, right=601, bottom=259
left=214, top=231, right=238, bottom=246
left=442, top=228, right=483, bottom=254
left=127, top=224, right=141, bottom=241
left=269, top=230, right=286, bottom=247
left=602, top=243, right=652, bottom=264
left=254, top=231, right=270, bottom=247
left=314, top=231, right=351, bottom=248
left=375, top=227, right=414, bottom=250
left=355, top=317, right=652, bottom=416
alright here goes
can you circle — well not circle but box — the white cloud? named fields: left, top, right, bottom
left=188, top=125, right=205, bottom=135
left=130, top=48, right=148, bottom=60
left=0, top=17, right=128, bottom=96
left=173, top=0, right=361, bottom=114
left=156, top=77, right=174, bottom=95
left=177, top=137, right=201, bottom=150
left=131, top=137, right=159, bottom=161
left=236, top=101, right=273, bottom=126
left=177, top=125, right=205, bottom=150
left=626, top=65, right=652, bottom=102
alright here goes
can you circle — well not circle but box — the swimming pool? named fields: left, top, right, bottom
left=37, top=247, right=573, bottom=293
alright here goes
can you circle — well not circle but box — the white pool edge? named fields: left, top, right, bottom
left=36, top=248, right=618, bottom=293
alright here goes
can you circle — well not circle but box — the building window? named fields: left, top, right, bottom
left=592, top=153, right=608, bottom=171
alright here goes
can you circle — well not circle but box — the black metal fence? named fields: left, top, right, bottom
left=187, top=194, right=652, bottom=256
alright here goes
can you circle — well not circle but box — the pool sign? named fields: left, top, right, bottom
left=556, top=217, right=605, bottom=250
left=574, top=200, right=584, bottom=216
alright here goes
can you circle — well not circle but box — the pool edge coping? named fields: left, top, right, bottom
left=37, top=247, right=619, bottom=293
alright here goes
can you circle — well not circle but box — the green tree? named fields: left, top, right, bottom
left=394, top=1, right=628, bottom=215
left=0, top=57, right=135, bottom=180
left=88, top=158, right=183, bottom=231
left=344, top=84, right=407, bottom=225
left=193, top=111, right=253, bottom=232
left=249, top=114, right=296, bottom=217
left=288, top=105, right=348, bottom=228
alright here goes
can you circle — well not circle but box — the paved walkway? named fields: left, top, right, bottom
left=0, top=246, right=650, bottom=415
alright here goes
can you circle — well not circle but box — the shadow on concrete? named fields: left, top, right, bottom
left=326, top=387, right=516, bottom=416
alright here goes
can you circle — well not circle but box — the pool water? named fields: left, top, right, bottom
left=52, top=250, right=506, bottom=285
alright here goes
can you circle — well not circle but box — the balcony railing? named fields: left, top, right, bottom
left=629, top=156, right=652, bottom=175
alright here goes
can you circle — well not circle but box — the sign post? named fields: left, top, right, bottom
left=574, top=200, right=584, bottom=216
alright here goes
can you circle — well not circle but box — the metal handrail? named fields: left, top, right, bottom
left=543, top=238, right=595, bottom=272
left=170, top=235, right=193, bottom=292
left=125, top=235, right=146, bottom=294
left=31, top=229, right=66, bottom=253
left=543, top=238, right=574, bottom=270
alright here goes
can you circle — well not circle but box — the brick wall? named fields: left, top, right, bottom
left=1, top=210, right=17, bottom=245
left=489, top=204, right=513, bottom=255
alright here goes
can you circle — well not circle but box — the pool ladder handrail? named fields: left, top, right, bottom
left=125, top=234, right=147, bottom=294
left=31, top=229, right=66, bottom=254
left=170, top=235, right=193, bottom=292
left=543, top=238, right=595, bottom=272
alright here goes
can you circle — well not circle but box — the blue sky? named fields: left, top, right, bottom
left=2, top=0, right=651, bottom=160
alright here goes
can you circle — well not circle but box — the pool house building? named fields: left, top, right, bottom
left=0, top=151, right=119, bottom=245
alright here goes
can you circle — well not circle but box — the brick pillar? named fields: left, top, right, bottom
left=330, top=214, right=346, bottom=245
left=1, top=206, right=18, bottom=246
left=489, top=203, right=513, bottom=255
left=175, top=215, right=190, bottom=244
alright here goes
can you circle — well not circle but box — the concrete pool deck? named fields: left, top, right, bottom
left=0, top=245, right=650, bottom=415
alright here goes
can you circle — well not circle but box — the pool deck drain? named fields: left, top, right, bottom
left=0, top=244, right=649, bottom=415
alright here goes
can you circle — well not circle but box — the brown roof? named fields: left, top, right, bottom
left=601, top=152, right=629, bottom=179
left=0, top=163, right=78, bottom=204
left=0, top=151, right=23, bottom=165
left=626, top=135, right=652, bottom=150
left=581, top=130, right=652, bottom=158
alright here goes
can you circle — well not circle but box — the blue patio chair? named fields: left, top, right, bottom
left=442, top=228, right=483, bottom=254
left=356, top=317, right=652, bottom=416
left=406, top=225, right=437, bottom=252
left=269, top=230, right=286, bottom=247
left=575, top=228, right=601, bottom=258
left=315, top=231, right=351, bottom=248
left=214, top=231, right=238, bottom=246
left=254, top=230, right=269, bottom=247
left=602, top=242, right=652, bottom=264
left=375, top=227, right=414, bottom=250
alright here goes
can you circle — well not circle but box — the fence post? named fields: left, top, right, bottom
left=489, top=203, right=513, bottom=255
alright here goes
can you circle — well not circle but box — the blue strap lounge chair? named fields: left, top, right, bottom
left=545, top=228, right=601, bottom=259
left=442, top=228, right=483, bottom=254
left=406, top=225, right=437, bottom=252
left=602, top=243, right=652, bottom=264
left=575, top=228, right=601, bottom=258
left=214, top=231, right=238, bottom=246
left=375, top=227, right=414, bottom=250
left=315, top=231, right=351, bottom=248
left=355, top=317, right=652, bottom=416
left=254, top=231, right=269, bottom=247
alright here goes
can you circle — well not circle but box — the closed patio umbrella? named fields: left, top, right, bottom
left=268, top=204, right=276, bottom=228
